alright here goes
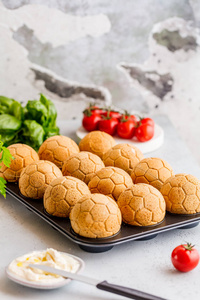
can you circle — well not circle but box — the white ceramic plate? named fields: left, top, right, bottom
left=6, top=252, right=85, bottom=290
left=76, top=124, right=164, bottom=154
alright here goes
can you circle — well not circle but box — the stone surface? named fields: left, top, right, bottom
left=120, top=17, right=200, bottom=164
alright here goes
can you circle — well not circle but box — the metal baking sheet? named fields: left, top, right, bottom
left=6, top=183, right=200, bottom=253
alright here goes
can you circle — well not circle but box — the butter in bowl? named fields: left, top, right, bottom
left=6, top=248, right=84, bottom=289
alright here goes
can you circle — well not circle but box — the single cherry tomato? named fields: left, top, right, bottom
left=135, top=123, right=154, bottom=142
left=90, top=105, right=104, bottom=115
left=102, top=111, right=122, bottom=119
left=121, top=111, right=138, bottom=123
left=82, top=112, right=102, bottom=132
left=98, top=117, right=119, bottom=136
left=140, top=117, right=155, bottom=127
left=129, top=114, right=138, bottom=122
left=171, top=243, right=199, bottom=272
left=117, top=117, right=137, bottom=139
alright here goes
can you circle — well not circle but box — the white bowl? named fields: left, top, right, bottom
left=76, top=123, right=164, bottom=154
left=6, top=252, right=85, bottom=290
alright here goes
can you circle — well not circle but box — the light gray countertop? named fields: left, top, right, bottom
left=1, top=115, right=200, bottom=300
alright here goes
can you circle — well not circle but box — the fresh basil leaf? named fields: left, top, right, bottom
left=0, top=177, right=7, bottom=198
left=0, top=132, right=18, bottom=145
left=0, top=105, right=9, bottom=114
left=40, top=94, right=57, bottom=128
left=0, top=96, right=14, bottom=110
left=8, top=100, right=24, bottom=121
left=0, top=146, right=13, bottom=167
left=0, top=114, right=21, bottom=132
left=26, top=100, right=48, bottom=126
left=45, top=126, right=60, bottom=139
left=0, top=96, right=14, bottom=115
left=22, top=120, right=45, bottom=150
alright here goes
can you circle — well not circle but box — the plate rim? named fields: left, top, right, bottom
left=5, top=251, right=85, bottom=290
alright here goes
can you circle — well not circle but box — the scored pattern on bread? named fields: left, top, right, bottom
left=44, top=176, right=90, bottom=218
left=160, top=173, right=200, bottom=214
left=70, top=193, right=122, bottom=238
left=103, top=143, right=144, bottom=175
left=38, top=135, right=80, bottom=169
left=19, top=160, right=62, bottom=199
left=62, top=151, right=105, bottom=184
left=118, top=183, right=166, bottom=226
left=88, top=166, right=133, bottom=201
left=79, top=131, right=116, bottom=159
left=131, top=157, right=174, bottom=191
left=0, top=144, right=39, bottom=182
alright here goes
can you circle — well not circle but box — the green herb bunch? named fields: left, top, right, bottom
left=0, top=94, right=59, bottom=151
left=0, top=138, right=13, bottom=197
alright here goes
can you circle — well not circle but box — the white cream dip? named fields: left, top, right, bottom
left=8, top=248, right=80, bottom=283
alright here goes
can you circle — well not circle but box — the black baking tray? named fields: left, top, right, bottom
left=6, top=182, right=200, bottom=253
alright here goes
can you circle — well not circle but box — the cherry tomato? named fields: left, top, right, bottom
left=102, top=111, right=122, bottom=119
left=120, top=111, right=138, bottom=123
left=98, top=117, right=119, bottom=136
left=117, top=118, right=137, bottom=139
left=90, top=105, right=104, bottom=115
left=140, top=117, right=155, bottom=127
left=82, top=113, right=101, bottom=132
left=129, top=114, right=138, bottom=122
left=171, top=243, right=199, bottom=272
left=135, top=123, right=154, bottom=142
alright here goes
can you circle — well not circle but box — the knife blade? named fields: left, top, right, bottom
left=29, top=264, right=167, bottom=300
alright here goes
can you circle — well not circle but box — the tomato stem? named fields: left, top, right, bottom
left=182, top=243, right=195, bottom=251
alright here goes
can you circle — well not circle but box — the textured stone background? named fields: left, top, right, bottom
left=1, top=0, right=200, bottom=164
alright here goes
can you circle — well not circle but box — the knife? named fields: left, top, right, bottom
left=29, top=264, right=166, bottom=300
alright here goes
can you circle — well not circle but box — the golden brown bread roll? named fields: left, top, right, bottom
left=118, top=183, right=166, bottom=226
left=131, top=157, right=174, bottom=190
left=19, top=160, right=62, bottom=199
left=160, top=173, right=200, bottom=214
left=0, top=144, right=39, bottom=182
left=103, top=143, right=144, bottom=175
left=88, top=166, right=133, bottom=201
left=44, top=176, right=90, bottom=217
left=79, top=131, right=116, bottom=159
left=70, top=193, right=122, bottom=238
left=38, top=135, right=79, bottom=169
left=62, top=151, right=105, bottom=184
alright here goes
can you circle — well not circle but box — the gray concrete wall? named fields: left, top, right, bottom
left=1, top=0, right=200, bottom=164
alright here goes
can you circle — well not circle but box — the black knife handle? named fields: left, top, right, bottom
left=96, top=280, right=166, bottom=300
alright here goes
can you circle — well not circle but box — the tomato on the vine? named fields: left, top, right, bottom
left=90, top=105, right=104, bottom=115
left=117, top=116, right=137, bottom=139
left=135, top=124, right=154, bottom=142
left=135, top=117, right=154, bottom=142
left=98, top=117, right=119, bottom=136
left=120, top=111, right=138, bottom=123
left=102, top=110, right=122, bottom=119
left=171, top=243, right=200, bottom=272
left=140, top=117, right=155, bottom=127
left=82, top=108, right=102, bottom=132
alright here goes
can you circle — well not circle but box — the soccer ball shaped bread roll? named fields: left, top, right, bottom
left=70, top=193, right=122, bottom=238
left=160, top=173, right=200, bottom=214
left=79, top=131, right=116, bottom=159
left=62, top=151, right=105, bottom=184
left=131, top=157, right=174, bottom=190
left=118, top=184, right=166, bottom=226
left=88, top=166, right=133, bottom=201
left=19, top=160, right=62, bottom=199
left=38, top=135, right=79, bottom=169
left=0, top=144, right=39, bottom=182
left=103, top=143, right=144, bottom=175
left=44, top=176, right=90, bottom=217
